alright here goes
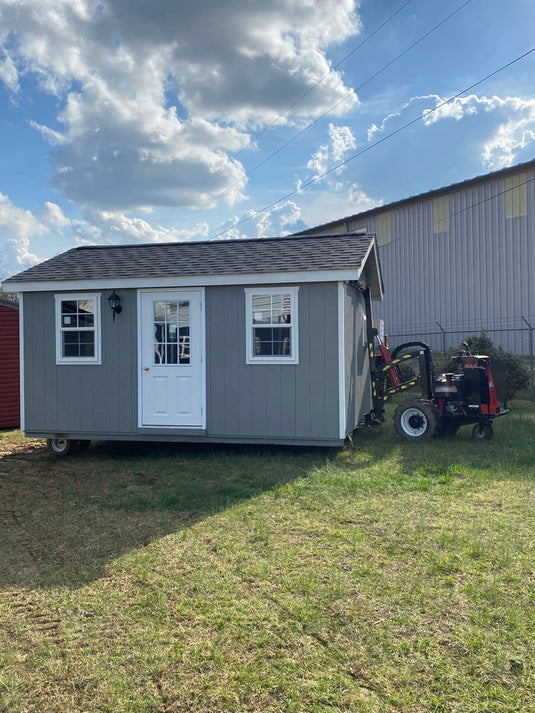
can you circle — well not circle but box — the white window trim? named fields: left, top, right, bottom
left=245, top=286, right=299, bottom=365
left=55, top=293, right=102, bottom=365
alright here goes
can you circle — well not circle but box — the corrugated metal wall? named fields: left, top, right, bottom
left=303, top=162, right=535, bottom=353
left=0, top=300, right=20, bottom=427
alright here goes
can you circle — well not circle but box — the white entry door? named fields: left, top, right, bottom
left=140, top=290, right=204, bottom=427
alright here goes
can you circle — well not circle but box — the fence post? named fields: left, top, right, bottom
left=436, top=322, right=446, bottom=355
left=521, top=316, right=534, bottom=401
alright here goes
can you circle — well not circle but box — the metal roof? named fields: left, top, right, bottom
left=294, top=157, right=535, bottom=235
left=4, top=233, right=382, bottom=295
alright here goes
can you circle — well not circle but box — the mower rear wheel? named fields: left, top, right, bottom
left=472, top=422, right=493, bottom=441
left=394, top=400, right=439, bottom=441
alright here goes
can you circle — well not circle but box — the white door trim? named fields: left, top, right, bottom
left=137, top=288, right=206, bottom=429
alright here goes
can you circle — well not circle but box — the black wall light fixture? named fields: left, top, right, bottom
left=108, top=291, right=122, bottom=322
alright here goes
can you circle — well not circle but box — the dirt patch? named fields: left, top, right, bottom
left=0, top=434, right=45, bottom=458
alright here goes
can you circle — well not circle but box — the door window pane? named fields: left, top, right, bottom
left=154, top=301, right=166, bottom=321
left=153, top=300, right=190, bottom=365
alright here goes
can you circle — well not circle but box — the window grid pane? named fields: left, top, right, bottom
left=63, top=330, right=95, bottom=358
left=253, top=327, right=291, bottom=356
left=60, top=298, right=96, bottom=358
left=252, top=293, right=292, bottom=326
left=153, top=300, right=190, bottom=365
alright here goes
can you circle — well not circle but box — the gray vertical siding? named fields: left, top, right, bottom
left=343, top=281, right=372, bottom=434
left=205, top=283, right=341, bottom=443
left=23, top=282, right=345, bottom=444
left=23, top=289, right=138, bottom=435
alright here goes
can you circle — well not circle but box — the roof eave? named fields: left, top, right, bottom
left=4, top=267, right=370, bottom=293
left=360, top=238, right=384, bottom=300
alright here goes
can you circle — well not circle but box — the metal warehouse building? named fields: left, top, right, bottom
left=297, top=158, right=535, bottom=354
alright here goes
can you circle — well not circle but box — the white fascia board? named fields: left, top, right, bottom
left=7, top=268, right=363, bottom=293
left=361, top=239, right=384, bottom=301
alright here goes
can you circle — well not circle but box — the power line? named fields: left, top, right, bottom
left=241, top=0, right=417, bottom=149
left=210, top=46, right=535, bottom=240
left=174, top=0, right=473, bottom=232
left=165, top=0, right=417, bottom=223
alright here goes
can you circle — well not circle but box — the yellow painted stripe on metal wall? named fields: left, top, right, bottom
left=377, top=212, right=391, bottom=246
left=505, top=172, right=528, bottom=219
left=433, top=195, right=450, bottom=234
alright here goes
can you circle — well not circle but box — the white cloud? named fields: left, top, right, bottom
left=425, top=94, right=535, bottom=168
left=214, top=201, right=303, bottom=241
left=368, top=93, right=535, bottom=170
left=0, top=193, right=45, bottom=279
left=296, top=123, right=380, bottom=229
left=41, top=202, right=71, bottom=227
left=0, top=0, right=360, bottom=212
left=298, top=183, right=380, bottom=228
left=307, top=123, right=357, bottom=179
left=482, top=121, right=535, bottom=169
left=0, top=52, right=18, bottom=91
left=0, top=193, right=47, bottom=240
left=72, top=209, right=210, bottom=245
left=29, top=121, right=65, bottom=146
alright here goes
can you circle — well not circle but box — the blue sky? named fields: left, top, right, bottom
left=1, top=0, right=535, bottom=281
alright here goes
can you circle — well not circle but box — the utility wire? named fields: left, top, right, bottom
left=210, top=46, right=535, bottom=240
left=239, top=0, right=416, bottom=151
left=174, top=0, right=472, bottom=231
left=167, top=0, right=417, bottom=225
left=381, top=175, right=535, bottom=250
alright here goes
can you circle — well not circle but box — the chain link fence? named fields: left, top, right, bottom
left=387, top=317, right=535, bottom=400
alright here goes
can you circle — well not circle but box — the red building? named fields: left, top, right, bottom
left=0, top=298, right=20, bottom=428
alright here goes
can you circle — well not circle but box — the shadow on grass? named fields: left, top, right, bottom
left=1, top=403, right=533, bottom=591
left=353, top=400, right=535, bottom=490
left=0, top=436, right=338, bottom=590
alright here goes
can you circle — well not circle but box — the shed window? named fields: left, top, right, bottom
left=55, top=293, right=101, bottom=364
left=245, top=287, right=299, bottom=364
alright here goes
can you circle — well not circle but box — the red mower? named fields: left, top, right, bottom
left=355, top=282, right=508, bottom=441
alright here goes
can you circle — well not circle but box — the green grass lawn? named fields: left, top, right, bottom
left=1, top=403, right=534, bottom=712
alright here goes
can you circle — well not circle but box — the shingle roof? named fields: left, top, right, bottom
left=5, top=233, right=375, bottom=283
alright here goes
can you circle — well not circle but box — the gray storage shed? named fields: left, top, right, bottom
left=3, top=233, right=383, bottom=448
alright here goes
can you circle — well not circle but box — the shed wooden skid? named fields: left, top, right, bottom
left=4, top=234, right=383, bottom=448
